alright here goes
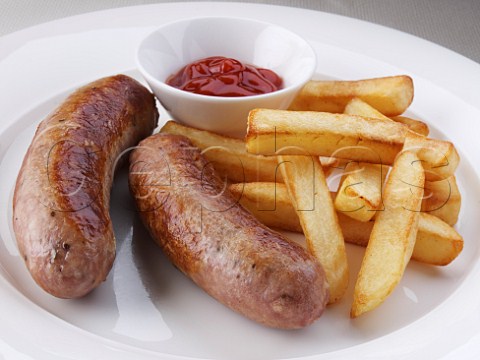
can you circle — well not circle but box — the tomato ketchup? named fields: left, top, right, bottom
left=166, top=56, right=283, bottom=97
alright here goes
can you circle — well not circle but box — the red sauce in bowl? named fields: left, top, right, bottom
left=166, top=56, right=283, bottom=97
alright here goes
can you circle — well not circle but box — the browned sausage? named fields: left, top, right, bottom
left=13, top=75, right=158, bottom=298
left=128, top=133, right=329, bottom=329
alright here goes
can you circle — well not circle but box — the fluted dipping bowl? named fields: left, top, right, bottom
left=136, top=17, right=317, bottom=138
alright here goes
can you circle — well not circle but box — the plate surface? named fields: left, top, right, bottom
left=1, top=2, right=480, bottom=359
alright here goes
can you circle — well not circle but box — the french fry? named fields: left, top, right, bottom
left=229, top=182, right=463, bottom=266
left=334, top=162, right=388, bottom=222
left=247, top=109, right=405, bottom=162
left=351, top=151, right=425, bottom=317
left=246, top=109, right=458, bottom=180
left=344, top=97, right=429, bottom=136
left=343, top=99, right=448, bottom=180
left=403, top=131, right=459, bottom=181
left=412, top=213, right=464, bottom=265
left=231, top=182, right=303, bottom=233
left=391, top=115, right=429, bottom=137
left=336, top=212, right=463, bottom=267
left=288, top=76, right=413, bottom=116
left=422, top=175, right=461, bottom=225
left=161, top=121, right=282, bottom=183
left=320, top=156, right=344, bottom=169
left=277, top=155, right=348, bottom=303
left=320, top=157, right=343, bottom=177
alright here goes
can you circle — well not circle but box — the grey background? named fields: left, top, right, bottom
left=1, top=0, right=480, bottom=64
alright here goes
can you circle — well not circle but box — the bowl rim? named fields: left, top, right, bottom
left=135, top=15, right=317, bottom=103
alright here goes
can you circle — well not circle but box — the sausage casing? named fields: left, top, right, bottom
left=13, top=75, right=158, bottom=298
left=129, top=133, right=329, bottom=329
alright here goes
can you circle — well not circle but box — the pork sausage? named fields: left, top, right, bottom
left=13, top=75, right=158, bottom=298
left=128, top=133, right=329, bottom=329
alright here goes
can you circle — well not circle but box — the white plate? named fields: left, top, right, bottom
left=1, top=2, right=480, bottom=359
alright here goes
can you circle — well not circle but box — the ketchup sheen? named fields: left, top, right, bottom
left=166, top=56, right=283, bottom=97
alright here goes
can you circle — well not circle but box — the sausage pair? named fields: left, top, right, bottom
left=13, top=75, right=328, bottom=328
